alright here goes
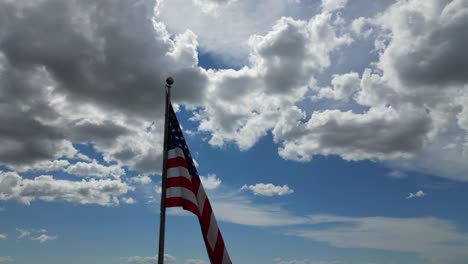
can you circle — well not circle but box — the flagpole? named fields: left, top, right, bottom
left=158, top=77, right=173, bottom=264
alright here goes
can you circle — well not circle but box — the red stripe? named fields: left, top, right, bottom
left=166, top=197, right=200, bottom=217
left=213, top=230, right=226, bottom=263
left=167, top=157, right=188, bottom=169
left=200, top=197, right=213, bottom=237
left=166, top=177, right=197, bottom=193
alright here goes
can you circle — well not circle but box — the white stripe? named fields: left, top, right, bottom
left=222, top=248, right=231, bottom=264
left=166, top=187, right=198, bottom=208
left=167, top=166, right=191, bottom=180
left=168, top=148, right=185, bottom=159
left=196, top=185, right=207, bottom=214
left=206, top=213, right=219, bottom=251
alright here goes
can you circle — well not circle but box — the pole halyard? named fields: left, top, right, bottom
left=158, top=77, right=174, bottom=264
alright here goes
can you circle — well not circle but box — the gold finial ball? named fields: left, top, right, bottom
left=166, top=77, right=174, bottom=85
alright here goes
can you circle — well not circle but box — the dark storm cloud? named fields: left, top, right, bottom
left=0, top=0, right=207, bottom=169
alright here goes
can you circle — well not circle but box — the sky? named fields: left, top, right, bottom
left=1, top=0, right=468, bottom=263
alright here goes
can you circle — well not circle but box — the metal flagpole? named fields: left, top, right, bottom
left=158, top=77, right=174, bottom=264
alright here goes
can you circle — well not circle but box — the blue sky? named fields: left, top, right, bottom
left=1, top=0, right=468, bottom=264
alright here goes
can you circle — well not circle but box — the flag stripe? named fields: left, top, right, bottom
left=167, top=167, right=191, bottom=180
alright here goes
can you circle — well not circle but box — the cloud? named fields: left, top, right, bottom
left=15, top=159, right=70, bottom=173
left=129, top=175, right=152, bottom=185
left=288, top=214, right=468, bottom=262
left=30, top=234, right=57, bottom=243
left=125, top=254, right=177, bottom=264
left=16, top=228, right=30, bottom=239
left=200, top=174, right=221, bottom=190
left=321, top=0, right=349, bottom=12
left=0, top=257, right=13, bottom=263
left=65, top=160, right=124, bottom=178
left=275, top=259, right=346, bottom=264
left=407, top=190, right=426, bottom=199
left=0, top=0, right=207, bottom=174
left=0, top=171, right=131, bottom=206
left=122, top=197, right=136, bottom=204
left=0, top=234, right=7, bottom=240
left=210, top=192, right=307, bottom=226
left=240, top=183, right=294, bottom=196
left=184, top=259, right=209, bottom=264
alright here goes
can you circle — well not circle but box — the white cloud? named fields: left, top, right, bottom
left=15, top=159, right=70, bottom=173
left=65, top=160, right=124, bottom=178
left=289, top=214, right=468, bottom=262
left=0, top=171, right=131, bottom=206
left=210, top=192, right=307, bottom=226
left=129, top=175, right=152, bottom=185
left=0, top=234, right=7, bottom=240
left=407, top=190, right=426, bottom=199
left=200, top=174, right=221, bottom=190
left=15, top=228, right=30, bottom=239
left=125, top=254, right=177, bottom=264
left=313, top=72, right=360, bottom=101
left=30, top=234, right=57, bottom=243
left=240, top=183, right=294, bottom=196
left=321, top=0, right=348, bottom=12
left=122, top=197, right=136, bottom=204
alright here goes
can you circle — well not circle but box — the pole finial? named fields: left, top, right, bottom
left=166, top=77, right=174, bottom=86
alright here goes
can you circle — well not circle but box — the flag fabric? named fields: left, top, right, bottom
left=165, top=103, right=232, bottom=264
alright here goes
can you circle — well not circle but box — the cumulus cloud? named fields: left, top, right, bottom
left=0, top=234, right=7, bottom=240
left=122, top=197, right=136, bottom=204
left=129, top=175, right=152, bottom=185
left=407, top=190, right=426, bottom=199
left=321, top=0, right=348, bottom=12
left=200, top=174, right=221, bottom=190
left=0, top=171, right=131, bottom=206
left=0, top=0, right=207, bottom=175
left=30, top=234, right=57, bottom=243
left=240, top=183, right=294, bottom=196
left=65, top=160, right=124, bottom=178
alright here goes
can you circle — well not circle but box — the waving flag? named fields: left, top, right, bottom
left=164, top=103, right=232, bottom=264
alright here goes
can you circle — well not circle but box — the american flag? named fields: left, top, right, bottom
left=165, top=103, right=232, bottom=264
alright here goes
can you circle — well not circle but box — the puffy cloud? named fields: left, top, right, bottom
left=0, top=234, right=6, bottom=240
left=30, top=234, right=57, bottom=243
left=194, top=13, right=351, bottom=150
left=200, top=174, right=221, bottom=190
left=0, top=171, right=131, bottom=206
left=15, top=160, right=70, bottom=173
left=0, top=0, right=207, bottom=174
left=278, top=106, right=432, bottom=161
left=289, top=214, right=468, bottom=262
left=313, top=72, right=360, bottom=101
left=240, top=183, right=294, bottom=196
left=407, top=190, right=426, bottom=199
left=129, top=175, right=152, bottom=185
left=65, top=160, right=124, bottom=178
left=321, top=0, right=348, bottom=12
left=122, top=197, right=136, bottom=204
